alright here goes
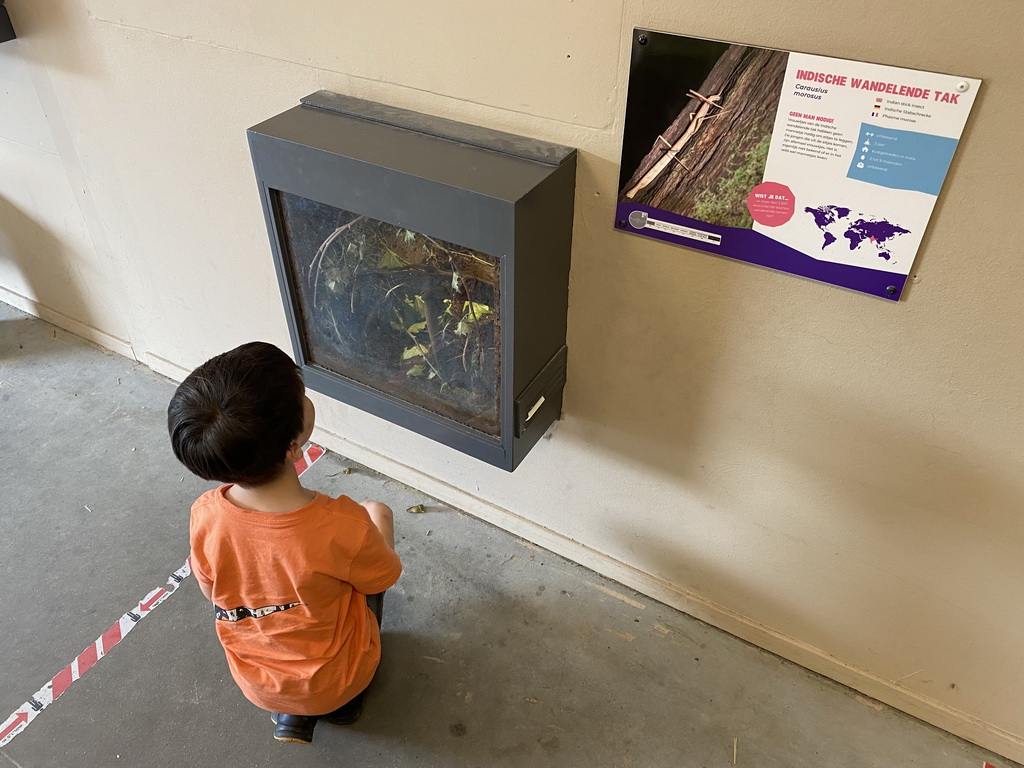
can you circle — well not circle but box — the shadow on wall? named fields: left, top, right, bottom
left=560, top=149, right=741, bottom=487
left=778, top=385, right=1024, bottom=551
left=557, top=150, right=1024, bottom=719
left=5, top=0, right=99, bottom=79
left=562, top=152, right=1024, bottom=539
left=0, top=192, right=90, bottom=337
left=614, top=380, right=1024, bottom=714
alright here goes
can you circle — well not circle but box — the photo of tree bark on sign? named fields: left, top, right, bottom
left=274, top=191, right=501, bottom=435
left=619, top=42, right=789, bottom=229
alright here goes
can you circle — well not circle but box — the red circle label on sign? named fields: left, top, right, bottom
left=747, top=182, right=795, bottom=227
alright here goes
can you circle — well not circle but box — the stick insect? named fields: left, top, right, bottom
left=624, top=90, right=725, bottom=200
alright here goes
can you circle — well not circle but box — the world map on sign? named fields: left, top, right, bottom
left=804, top=205, right=911, bottom=262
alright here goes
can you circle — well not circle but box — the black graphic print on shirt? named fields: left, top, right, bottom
left=214, top=602, right=305, bottom=622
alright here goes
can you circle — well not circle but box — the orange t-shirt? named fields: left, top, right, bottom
left=188, top=487, right=402, bottom=716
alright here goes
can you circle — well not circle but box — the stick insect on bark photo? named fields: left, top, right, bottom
left=619, top=36, right=789, bottom=229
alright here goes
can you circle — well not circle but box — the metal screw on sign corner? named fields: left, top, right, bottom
left=886, top=285, right=898, bottom=295
left=617, top=219, right=627, bottom=228
left=956, top=81, right=970, bottom=93
left=637, top=34, right=648, bottom=45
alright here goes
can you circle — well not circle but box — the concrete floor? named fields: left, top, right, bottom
left=0, top=300, right=1017, bottom=768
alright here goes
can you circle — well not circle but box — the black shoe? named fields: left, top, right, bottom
left=322, top=693, right=364, bottom=726
left=271, top=713, right=317, bottom=744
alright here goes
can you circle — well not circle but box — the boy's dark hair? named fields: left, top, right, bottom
left=168, top=342, right=305, bottom=486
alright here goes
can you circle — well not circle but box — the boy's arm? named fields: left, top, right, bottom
left=189, top=553, right=214, bottom=602
left=347, top=501, right=402, bottom=594
left=361, top=501, right=395, bottom=550
left=195, top=575, right=213, bottom=602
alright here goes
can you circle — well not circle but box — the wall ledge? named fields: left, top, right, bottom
left=137, top=351, right=189, bottom=383
left=0, top=287, right=134, bottom=360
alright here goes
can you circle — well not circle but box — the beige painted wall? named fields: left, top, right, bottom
left=2, top=0, right=1022, bottom=759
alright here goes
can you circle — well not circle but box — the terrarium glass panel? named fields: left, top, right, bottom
left=273, top=190, right=501, bottom=435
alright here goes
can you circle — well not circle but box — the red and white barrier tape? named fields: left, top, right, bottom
left=0, top=443, right=326, bottom=747
left=292, top=443, right=325, bottom=477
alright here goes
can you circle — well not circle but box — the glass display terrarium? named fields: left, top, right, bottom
left=248, top=92, right=576, bottom=470
left=275, top=192, right=501, bottom=435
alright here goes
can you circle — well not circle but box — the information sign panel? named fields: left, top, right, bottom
left=617, top=31, right=980, bottom=300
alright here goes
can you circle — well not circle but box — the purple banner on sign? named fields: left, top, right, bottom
left=616, top=202, right=905, bottom=301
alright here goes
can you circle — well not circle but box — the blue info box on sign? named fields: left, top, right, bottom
left=847, top=123, right=958, bottom=196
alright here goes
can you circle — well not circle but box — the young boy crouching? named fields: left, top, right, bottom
left=167, top=341, right=402, bottom=744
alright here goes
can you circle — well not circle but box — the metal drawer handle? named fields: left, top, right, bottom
left=526, top=396, right=546, bottom=422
